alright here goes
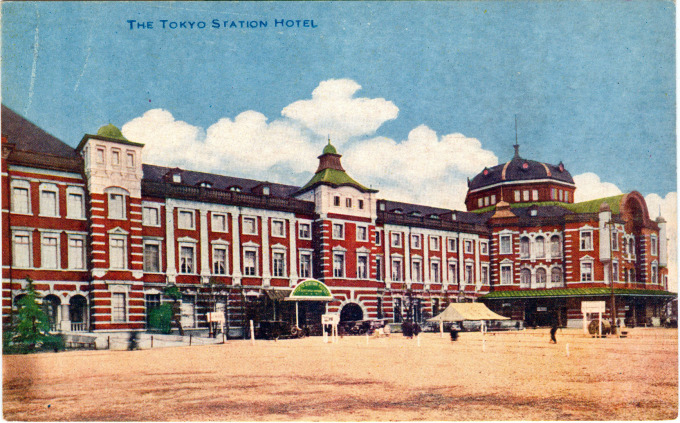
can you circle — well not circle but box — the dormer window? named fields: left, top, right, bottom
left=558, top=162, right=565, bottom=172
left=229, top=186, right=242, bottom=192
left=410, top=211, right=422, bottom=217
left=379, top=203, right=385, bottom=211
left=199, top=181, right=212, bottom=188
left=393, top=209, right=403, bottom=214
left=172, top=174, right=181, bottom=183
left=262, top=187, right=270, bottom=196
left=429, top=214, right=439, bottom=219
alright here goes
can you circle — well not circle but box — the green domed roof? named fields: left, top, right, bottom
left=97, top=124, right=128, bottom=141
left=322, top=140, right=337, bottom=155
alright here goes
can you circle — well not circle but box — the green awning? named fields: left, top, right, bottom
left=482, top=288, right=677, bottom=300
left=285, top=279, right=334, bottom=301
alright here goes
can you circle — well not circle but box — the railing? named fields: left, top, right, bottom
left=377, top=211, right=490, bottom=234
left=71, top=322, right=87, bottom=332
left=142, top=180, right=316, bottom=214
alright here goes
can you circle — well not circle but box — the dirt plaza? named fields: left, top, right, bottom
left=3, top=328, right=678, bottom=421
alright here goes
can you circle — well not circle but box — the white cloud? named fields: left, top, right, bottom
left=122, top=109, right=319, bottom=183
left=573, top=172, right=623, bottom=202
left=281, top=79, right=399, bottom=143
left=343, top=125, right=498, bottom=210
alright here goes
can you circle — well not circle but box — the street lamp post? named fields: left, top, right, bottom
left=607, top=219, right=617, bottom=335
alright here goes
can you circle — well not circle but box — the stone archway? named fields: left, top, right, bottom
left=339, top=302, right=364, bottom=322
left=42, top=294, right=61, bottom=331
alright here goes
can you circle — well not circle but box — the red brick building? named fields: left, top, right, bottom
left=2, top=106, right=673, bottom=335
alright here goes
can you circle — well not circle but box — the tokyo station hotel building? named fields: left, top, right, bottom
left=1, top=105, right=674, bottom=335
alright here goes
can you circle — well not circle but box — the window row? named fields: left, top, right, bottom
left=390, top=233, right=488, bottom=254
left=94, top=144, right=136, bottom=169
left=331, top=222, right=369, bottom=242
left=476, top=194, right=497, bottom=208
left=11, top=181, right=86, bottom=219
left=519, top=235, right=562, bottom=259
left=332, top=195, right=365, bottom=210
left=511, top=188, right=570, bottom=203
left=12, top=231, right=86, bottom=269
left=519, top=267, right=564, bottom=287
left=383, top=257, right=489, bottom=285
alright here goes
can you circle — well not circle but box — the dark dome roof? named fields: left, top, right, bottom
left=469, top=154, right=574, bottom=191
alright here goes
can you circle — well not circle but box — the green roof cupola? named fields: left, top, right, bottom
left=97, top=123, right=128, bottom=141
left=297, top=139, right=377, bottom=195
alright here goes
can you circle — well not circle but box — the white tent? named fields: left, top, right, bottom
left=427, top=302, right=510, bottom=322
left=428, top=302, right=509, bottom=336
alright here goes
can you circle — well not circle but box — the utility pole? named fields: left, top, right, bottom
left=608, top=219, right=617, bottom=335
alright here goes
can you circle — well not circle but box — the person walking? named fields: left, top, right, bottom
left=549, top=322, right=558, bottom=344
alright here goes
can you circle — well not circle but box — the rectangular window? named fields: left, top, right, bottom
left=514, top=190, right=521, bottom=202
left=143, top=206, right=160, bottom=226
left=564, top=191, right=570, bottom=202
left=411, top=234, right=421, bottom=249
left=580, top=231, right=593, bottom=250
left=500, top=235, right=512, bottom=254
left=611, top=230, right=618, bottom=251
left=126, top=152, right=135, bottom=168
left=652, top=265, right=658, bottom=284
left=112, top=149, right=120, bottom=165
left=271, top=220, right=285, bottom=237
left=478, top=198, right=483, bottom=207
left=345, top=198, right=352, bottom=208
left=41, top=235, right=59, bottom=269
left=482, top=265, right=489, bottom=285
left=110, top=237, right=126, bottom=269
left=300, top=253, right=312, bottom=278
left=465, top=264, right=473, bottom=284
left=13, top=233, right=31, bottom=268
left=333, top=196, right=340, bottom=206
left=112, top=293, right=126, bottom=322
left=40, top=189, right=58, bottom=216
left=243, top=250, right=257, bottom=276
left=391, top=257, right=403, bottom=281
left=212, top=214, right=227, bottom=232
left=447, top=238, right=457, bottom=252
left=96, top=147, right=105, bottom=163
left=559, top=190, right=564, bottom=201
left=356, top=226, right=368, bottom=242
left=109, top=194, right=125, bottom=219
left=532, top=190, right=538, bottom=201
left=551, top=188, right=557, bottom=200
left=358, top=199, right=364, bottom=210
left=480, top=241, right=488, bottom=255
left=651, top=235, right=658, bottom=256
left=242, top=217, right=257, bottom=235
left=430, top=261, right=441, bottom=283
left=298, top=223, right=311, bottom=239
left=412, top=260, right=422, bottom=282
left=375, top=231, right=382, bottom=246
left=332, top=223, right=344, bottom=239
left=357, top=254, right=368, bottom=279
left=179, top=246, right=195, bottom=273
left=68, top=237, right=85, bottom=269
left=484, top=196, right=490, bottom=206
left=12, top=187, right=30, bottom=214
left=430, top=236, right=440, bottom=251
left=333, top=253, right=345, bottom=278
left=391, top=232, right=402, bottom=248
left=178, top=210, right=195, bottom=229
left=464, top=240, right=472, bottom=254
left=612, top=262, right=619, bottom=282
left=501, top=265, right=512, bottom=285
left=143, top=242, right=160, bottom=272
left=491, top=195, right=496, bottom=204
left=448, top=262, right=458, bottom=284
left=522, top=190, right=530, bottom=202
left=272, top=251, right=286, bottom=277
left=67, top=193, right=84, bottom=219
left=581, top=262, right=593, bottom=281
left=376, top=256, right=383, bottom=281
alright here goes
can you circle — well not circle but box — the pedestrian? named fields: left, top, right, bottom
left=450, top=326, right=459, bottom=342
left=549, top=322, right=558, bottom=344
left=128, top=331, right=139, bottom=351
left=414, top=322, right=422, bottom=337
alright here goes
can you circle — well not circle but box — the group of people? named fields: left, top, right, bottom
left=400, top=321, right=422, bottom=338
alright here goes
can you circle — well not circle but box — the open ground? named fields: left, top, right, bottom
left=3, top=328, right=678, bottom=421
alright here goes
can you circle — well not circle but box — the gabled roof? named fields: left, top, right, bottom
left=1, top=105, right=78, bottom=158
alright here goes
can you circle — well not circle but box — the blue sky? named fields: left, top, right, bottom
left=2, top=1, right=675, bottom=198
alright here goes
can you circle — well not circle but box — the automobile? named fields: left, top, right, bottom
left=256, top=320, right=305, bottom=340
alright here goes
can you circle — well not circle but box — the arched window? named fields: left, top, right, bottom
left=535, top=236, right=545, bottom=258
left=536, top=268, right=547, bottom=286
left=551, top=268, right=563, bottom=286
left=550, top=235, right=561, bottom=257
left=520, top=268, right=531, bottom=287
left=520, top=237, right=530, bottom=259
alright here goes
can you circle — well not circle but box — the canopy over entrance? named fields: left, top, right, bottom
left=428, top=302, right=510, bottom=322
left=286, top=279, right=334, bottom=302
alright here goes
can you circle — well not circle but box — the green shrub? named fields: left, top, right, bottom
left=149, top=303, right=173, bottom=334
